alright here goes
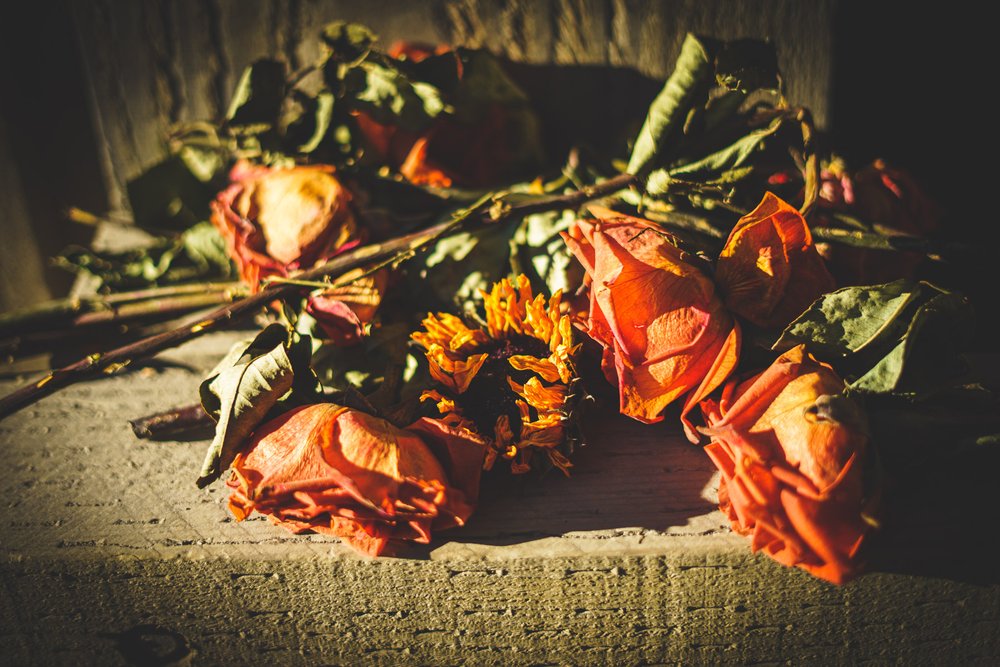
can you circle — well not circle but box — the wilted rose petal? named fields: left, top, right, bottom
left=305, top=268, right=390, bottom=345
left=227, top=404, right=486, bottom=556
left=716, top=192, right=836, bottom=329
left=700, top=345, right=874, bottom=584
left=211, top=162, right=359, bottom=289
left=562, top=208, right=740, bottom=439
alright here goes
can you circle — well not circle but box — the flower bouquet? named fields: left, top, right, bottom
left=2, top=24, right=997, bottom=586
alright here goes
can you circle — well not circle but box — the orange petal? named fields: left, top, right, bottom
left=716, top=192, right=835, bottom=329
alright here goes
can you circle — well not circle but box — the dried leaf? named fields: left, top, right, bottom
left=774, top=281, right=974, bottom=394
left=346, top=61, right=445, bottom=132
left=197, top=324, right=318, bottom=487
left=774, top=280, right=918, bottom=357
left=626, top=33, right=715, bottom=177
left=320, top=21, right=377, bottom=65
left=126, top=155, right=215, bottom=230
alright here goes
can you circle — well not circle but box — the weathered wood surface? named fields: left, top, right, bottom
left=70, top=0, right=835, bottom=215
left=1, top=331, right=998, bottom=665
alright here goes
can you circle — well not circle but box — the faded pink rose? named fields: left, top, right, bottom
left=211, top=162, right=359, bottom=288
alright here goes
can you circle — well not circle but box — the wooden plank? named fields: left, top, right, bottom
left=1, top=330, right=998, bottom=663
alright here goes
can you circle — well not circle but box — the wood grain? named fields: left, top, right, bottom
left=1, top=330, right=998, bottom=664
left=69, top=0, right=835, bottom=217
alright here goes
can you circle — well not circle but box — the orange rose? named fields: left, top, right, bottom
left=562, top=208, right=740, bottom=439
left=210, top=161, right=359, bottom=289
left=716, top=192, right=835, bottom=329
left=227, top=404, right=486, bottom=556
left=700, top=345, right=873, bottom=584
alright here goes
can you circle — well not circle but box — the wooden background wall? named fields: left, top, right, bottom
left=0, top=0, right=836, bottom=313
left=2, top=2, right=995, bottom=317
left=72, top=0, right=835, bottom=215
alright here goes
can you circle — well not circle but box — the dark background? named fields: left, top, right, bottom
left=831, top=4, right=999, bottom=333
left=831, top=4, right=995, bottom=241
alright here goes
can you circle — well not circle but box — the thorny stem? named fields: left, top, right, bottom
left=0, top=174, right=637, bottom=420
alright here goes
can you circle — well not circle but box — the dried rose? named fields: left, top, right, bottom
left=716, top=192, right=835, bottom=329
left=354, top=44, right=537, bottom=188
left=210, top=162, right=359, bottom=288
left=700, top=345, right=873, bottom=584
left=562, top=208, right=740, bottom=439
left=305, top=268, right=390, bottom=346
left=398, top=105, right=519, bottom=188
left=816, top=159, right=935, bottom=285
left=227, top=403, right=486, bottom=556
left=853, top=159, right=937, bottom=237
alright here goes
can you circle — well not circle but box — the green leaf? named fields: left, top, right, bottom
left=320, top=21, right=377, bottom=65
left=420, top=218, right=520, bottom=311
left=309, top=321, right=415, bottom=404
left=666, top=114, right=784, bottom=180
left=774, top=280, right=918, bottom=357
left=196, top=324, right=319, bottom=487
left=283, top=90, right=335, bottom=154
left=626, top=33, right=715, bottom=177
left=226, top=59, right=287, bottom=128
left=853, top=289, right=974, bottom=393
left=346, top=61, right=445, bottom=131
left=774, top=281, right=974, bottom=395
left=509, top=208, right=579, bottom=296
left=54, top=225, right=232, bottom=291
left=177, top=143, right=226, bottom=183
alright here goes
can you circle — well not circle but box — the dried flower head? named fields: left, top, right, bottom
left=412, top=275, right=581, bottom=475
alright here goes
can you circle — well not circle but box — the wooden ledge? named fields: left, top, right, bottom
left=1, top=332, right=998, bottom=665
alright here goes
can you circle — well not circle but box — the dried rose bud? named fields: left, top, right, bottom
left=211, top=162, right=359, bottom=289
left=716, top=193, right=836, bottom=329
left=700, top=345, right=874, bottom=584
left=815, top=159, right=936, bottom=285
left=853, top=159, right=937, bottom=237
left=305, top=268, right=390, bottom=346
left=562, top=208, right=740, bottom=439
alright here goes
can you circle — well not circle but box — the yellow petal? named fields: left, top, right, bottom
left=509, top=355, right=562, bottom=383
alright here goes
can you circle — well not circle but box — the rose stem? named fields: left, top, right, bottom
left=0, top=173, right=637, bottom=420
left=0, top=282, right=245, bottom=339
left=129, top=402, right=215, bottom=440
